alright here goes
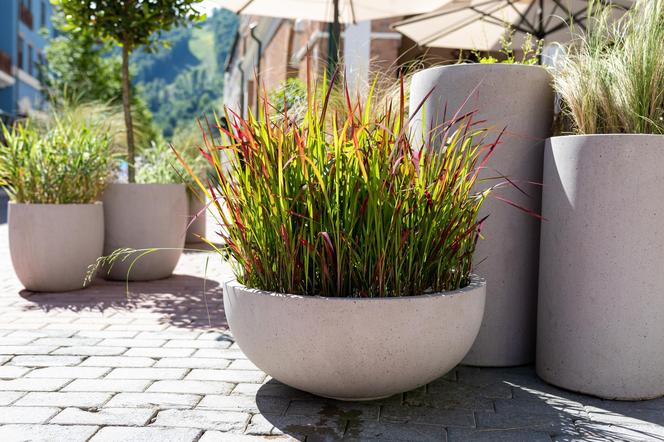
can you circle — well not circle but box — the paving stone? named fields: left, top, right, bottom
left=52, top=346, right=127, bottom=356
left=286, top=399, right=380, bottom=420
left=227, top=359, right=260, bottom=370
left=0, top=378, right=70, bottom=391
left=344, top=421, right=446, bottom=441
left=27, top=366, right=110, bottom=379
left=136, top=331, right=202, bottom=340
left=155, top=357, right=230, bottom=369
left=0, top=338, right=38, bottom=345
left=164, top=340, right=231, bottom=349
left=475, top=410, right=575, bottom=432
left=196, top=349, right=247, bottom=359
left=0, top=355, right=10, bottom=365
left=151, top=409, right=249, bottom=431
left=0, top=346, right=57, bottom=355
left=246, top=414, right=346, bottom=439
left=33, top=337, right=101, bottom=346
left=0, top=424, right=98, bottom=442
left=106, top=367, right=188, bottom=380
left=105, top=392, right=201, bottom=409
left=0, top=406, right=60, bottom=424
left=565, top=421, right=664, bottom=442
left=80, top=356, right=156, bottom=367
left=404, top=381, right=496, bottom=411
left=0, top=366, right=31, bottom=379
left=16, top=392, right=112, bottom=408
left=186, top=369, right=266, bottom=383
left=199, top=432, right=296, bottom=442
left=197, top=394, right=289, bottom=414
left=125, top=348, right=195, bottom=358
left=587, top=405, right=664, bottom=426
left=76, top=330, right=139, bottom=338
left=0, top=391, right=24, bottom=405
left=147, top=380, right=234, bottom=395
left=447, top=428, right=551, bottom=442
left=63, top=379, right=151, bottom=392
left=232, top=381, right=314, bottom=400
left=99, top=338, right=167, bottom=347
left=51, top=407, right=156, bottom=426
left=8, top=355, right=83, bottom=367
left=90, top=426, right=201, bottom=442
left=380, top=404, right=475, bottom=427
left=5, top=330, right=76, bottom=339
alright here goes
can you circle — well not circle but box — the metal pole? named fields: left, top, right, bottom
left=327, top=0, right=340, bottom=80
left=249, top=24, right=262, bottom=113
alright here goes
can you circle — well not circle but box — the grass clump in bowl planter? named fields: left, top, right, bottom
left=176, top=74, right=502, bottom=298
left=0, top=108, right=114, bottom=204
left=554, top=0, right=664, bottom=135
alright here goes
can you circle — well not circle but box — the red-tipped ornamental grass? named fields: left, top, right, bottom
left=175, top=74, right=502, bottom=297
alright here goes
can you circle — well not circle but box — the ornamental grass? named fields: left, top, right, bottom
left=176, top=72, right=502, bottom=297
left=554, top=0, right=664, bottom=135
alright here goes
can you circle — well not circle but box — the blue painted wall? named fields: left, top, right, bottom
left=0, top=0, right=53, bottom=119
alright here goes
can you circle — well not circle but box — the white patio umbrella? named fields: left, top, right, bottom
left=392, top=0, right=633, bottom=51
left=217, top=0, right=449, bottom=74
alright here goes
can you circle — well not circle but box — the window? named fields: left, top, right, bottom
left=28, top=44, right=33, bottom=76
left=40, top=1, right=46, bottom=28
left=17, top=36, right=24, bottom=70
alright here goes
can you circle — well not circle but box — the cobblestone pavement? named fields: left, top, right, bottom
left=1, top=223, right=664, bottom=441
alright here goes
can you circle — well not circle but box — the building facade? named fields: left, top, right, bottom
left=0, top=0, right=54, bottom=122
left=224, top=16, right=404, bottom=117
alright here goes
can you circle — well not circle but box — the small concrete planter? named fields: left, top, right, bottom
left=102, top=183, right=187, bottom=281
left=538, top=134, right=664, bottom=400
left=186, top=192, right=206, bottom=244
left=9, top=202, right=104, bottom=292
left=409, top=64, right=554, bottom=366
left=223, top=276, right=486, bottom=401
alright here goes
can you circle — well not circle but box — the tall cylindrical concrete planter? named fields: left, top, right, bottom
left=186, top=192, right=206, bottom=244
left=8, top=203, right=104, bottom=292
left=224, top=276, right=486, bottom=401
left=409, top=64, right=554, bottom=366
left=102, top=183, right=187, bottom=281
left=537, top=134, right=664, bottom=400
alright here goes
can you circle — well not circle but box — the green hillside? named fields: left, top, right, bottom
left=132, top=8, right=238, bottom=138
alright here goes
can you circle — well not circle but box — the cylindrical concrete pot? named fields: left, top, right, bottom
left=223, top=276, right=486, bottom=401
left=537, top=134, right=664, bottom=400
left=102, top=183, right=187, bottom=281
left=186, top=191, right=206, bottom=244
left=409, top=64, right=554, bottom=367
left=8, top=202, right=104, bottom=292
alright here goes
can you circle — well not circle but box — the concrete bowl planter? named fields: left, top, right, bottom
left=102, top=183, right=187, bottom=281
left=537, top=134, right=664, bottom=400
left=186, top=192, right=206, bottom=244
left=409, top=64, right=554, bottom=366
left=223, top=276, right=486, bottom=401
left=8, top=202, right=104, bottom=292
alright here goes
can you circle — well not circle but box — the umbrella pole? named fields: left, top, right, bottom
left=327, top=0, right=341, bottom=81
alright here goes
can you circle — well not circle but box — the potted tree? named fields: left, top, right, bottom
left=0, top=110, right=113, bottom=292
left=537, top=0, right=664, bottom=400
left=409, top=33, right=554, bottom=367
left=54, top=0, right=203, bottom=281
left=173, top=77, right=501, bottom=401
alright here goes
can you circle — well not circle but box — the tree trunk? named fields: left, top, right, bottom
left=121, top=42, right=136, bottom=183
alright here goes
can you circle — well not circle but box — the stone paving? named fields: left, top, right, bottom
left=1, top=220, right=664, bottom=441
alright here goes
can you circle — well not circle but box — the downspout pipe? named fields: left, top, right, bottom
left=237, top=61, right=245, bottom=117
left=248, top=23, right=262, bottom=113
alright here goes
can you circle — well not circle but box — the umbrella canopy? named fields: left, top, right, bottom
left=218, top=0, right=447, bottom=23
left=392, top=0, right=633, bottom=50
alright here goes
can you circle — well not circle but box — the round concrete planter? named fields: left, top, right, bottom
left=102, top=183, right=187, bottom=281
left=223, top=276, right=486, bottom=400
left=186, top=192, right=206, bottom=244
left=9, top=202, right=104, bottom=292
left=409, top=64, right=554, bottom=366
left=537, top=134, right=664, bottom=400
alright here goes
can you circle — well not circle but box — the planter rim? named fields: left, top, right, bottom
left=414, top=63, right=547, bottom=75
left=224, top=274, right=485, bottom=302
left=549, top=133, right=664, bottom=141
left=9, top=201, right=102, bottom=207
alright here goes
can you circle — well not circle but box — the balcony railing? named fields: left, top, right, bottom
left=19, top=3, right=33, bottom=29
left=0, top=50, right=11, bottom=76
